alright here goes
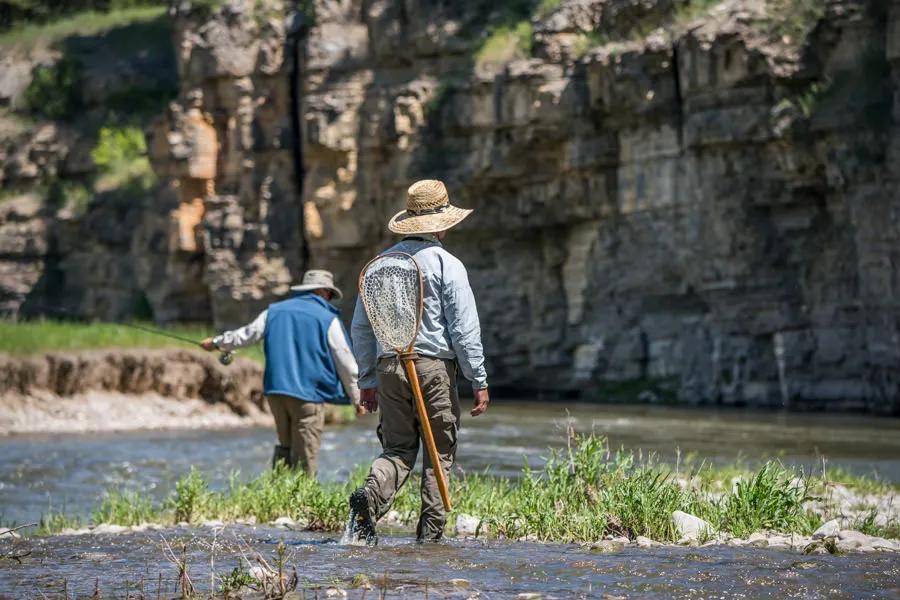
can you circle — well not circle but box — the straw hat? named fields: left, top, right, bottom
left=388, top=179, right=473, bottom=234
left=290, top=269, right=343, bottom=300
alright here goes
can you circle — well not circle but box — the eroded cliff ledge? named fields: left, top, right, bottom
left=3, top=0, right=899, bottom=411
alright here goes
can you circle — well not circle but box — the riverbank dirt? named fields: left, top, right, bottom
left=0, top=350, right=347, bottom=434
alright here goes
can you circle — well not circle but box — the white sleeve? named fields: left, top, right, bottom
left=327, top=317, right=360, bottom=405
left=212, top=310, right=268, bottom=350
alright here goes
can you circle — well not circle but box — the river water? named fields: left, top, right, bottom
left=1, top=526, right=899, bottom=598
left=2, top=402, right=900, bottom=598
left=2, top=401, right=899, bottom=526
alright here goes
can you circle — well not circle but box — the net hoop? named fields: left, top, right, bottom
left=358, top=252, right=424, bottom=354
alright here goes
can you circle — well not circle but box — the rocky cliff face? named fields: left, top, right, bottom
left=298, top=0, right=900, bottom=412
left=3, top=0, right=899, bottom=412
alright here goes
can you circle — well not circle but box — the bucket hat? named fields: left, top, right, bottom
left=290, top=269, right=343, bottom=300
left=388, top=179, right=473, bottom=234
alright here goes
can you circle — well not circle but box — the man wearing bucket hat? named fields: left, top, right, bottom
left=349, top=179, right=490, bottom=544
left=201, top=270, right=361, bottom=476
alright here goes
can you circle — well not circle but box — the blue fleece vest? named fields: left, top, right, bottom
left=263, top=293, right=349, bottom=404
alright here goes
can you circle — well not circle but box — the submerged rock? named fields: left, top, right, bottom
left=589, top=540, right=626, bottom=554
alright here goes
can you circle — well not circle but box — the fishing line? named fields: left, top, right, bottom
left=16, top=303, right=236, bottom=366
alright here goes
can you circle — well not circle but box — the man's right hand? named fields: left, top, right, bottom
left=360, top=388, right=379, bottom=413
left=471, top=387, right=490, bottom=416
left=200, top=337, right=216, bottom=352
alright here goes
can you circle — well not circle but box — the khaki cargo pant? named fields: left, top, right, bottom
left=267, top=394, right=325, bottom=476
left=363, top=356, right=459, bottom=540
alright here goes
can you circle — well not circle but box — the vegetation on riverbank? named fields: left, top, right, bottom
left=36, top=435, right=899, bottom=543
left=0, top=320, right=265, bottom=363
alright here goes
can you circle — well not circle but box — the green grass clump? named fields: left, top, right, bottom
left=719, top=462, right=815, bottom=538
left=0, top=319, right=265, bottom=363
left=32, top=435, right=899, bottom=543
left=0, top=5, right=165, bottom=50
left=91, top=125, right=155, bottom=191
left=475, top=20, right=533, bottom=72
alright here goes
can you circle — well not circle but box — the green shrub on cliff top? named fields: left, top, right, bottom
left=475, top=20, right=533, bottom=72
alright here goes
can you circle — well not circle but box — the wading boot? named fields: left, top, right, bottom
left=349, top=487, right=378, bottom=546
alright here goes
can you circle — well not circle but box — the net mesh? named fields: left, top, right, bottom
left=359, top=253, right=422, bottom=352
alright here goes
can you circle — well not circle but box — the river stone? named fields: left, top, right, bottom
left=325, top=588, right=348, bottom=598
left=672, top=511, right=713, bottom=541
left=636, top=536, right=660, bottom=548
left=837, top=530, right=874, bottom=551
left=455, top=513, right=481, bottom=537
left=449, top=579, right=470, bottom=588
left=202, top=519, right=225, bottom=528
left=92, top=524, right=128, bottom=535
left=590, top=540, right=625, bottom=554
left=273, top=516, right=295, bottom=527
left=516, top=594, right=542, bottom=599
left=747, top=532, right=769, bottom=547
left=0, top=528, right=21, bottom=539
left=812, top=519, right=840, bottom=539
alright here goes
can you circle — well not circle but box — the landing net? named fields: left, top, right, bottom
left=359, top=253, right=422, bottom=353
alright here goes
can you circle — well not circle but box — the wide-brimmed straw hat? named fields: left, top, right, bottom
left=290, top=269, right=343, bottom=300
left=388, top=179, right=473, bottom=234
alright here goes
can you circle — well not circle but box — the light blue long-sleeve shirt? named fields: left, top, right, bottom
left=351, top=235, right=488, bottom=390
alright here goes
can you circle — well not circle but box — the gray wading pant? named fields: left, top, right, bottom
left=364, top=355, right=459, bottom=540
left=267, top=394, right=325, bottom=476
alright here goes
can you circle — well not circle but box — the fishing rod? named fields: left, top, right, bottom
left=21, top=303, right=235, bottom=366
left=117, top=321, right=235, bottom=366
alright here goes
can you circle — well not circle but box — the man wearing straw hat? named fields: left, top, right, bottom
left=350, top=179, right=490, bottom=544
left=200, top=270, right=361, bottom=476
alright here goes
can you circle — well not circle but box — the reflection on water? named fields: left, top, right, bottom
left=1, top=526, right=899, bottom=598
left=1, top=401, right=899, bottom=525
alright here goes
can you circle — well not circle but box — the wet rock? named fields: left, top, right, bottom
left=672, top=511, right=713, bottom=541
left=635, top=536, right=660, bottom=548
left=92, top=524, right=128, bottom=535
left=0, top=528, right=21, bottom=539
left=747, top=532, right=769, bottom=547
left=449, top=579, right=470, bottom=588
left=202, top=519, right=225, bottom=528
left=516, top=594, right=543, bottom=600
left=381, top=510, right=405, bottom=526
left=455, top=513, right=481, bottom=537
left=325, top=588, right=348, bottom=598
left=812, top=519, right=840, bottom=540
left=272, top=516, right=296, bottom=527
left=589, top=540, right=625, bottom=554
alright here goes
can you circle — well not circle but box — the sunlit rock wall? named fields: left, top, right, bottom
left=299, top=0, right=900, bottom=412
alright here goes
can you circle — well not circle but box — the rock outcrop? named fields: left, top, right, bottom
left=2, top=0, right=900, bottom=412
left=296, top=0, right=900, bottom=412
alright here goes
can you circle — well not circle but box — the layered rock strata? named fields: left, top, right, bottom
left=298, top=0, right=900, bottom=411
left=1, top=0, right=899, bottom=411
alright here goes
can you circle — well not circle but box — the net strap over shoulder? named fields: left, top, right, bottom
left=358, top=253, right=424, bottom=354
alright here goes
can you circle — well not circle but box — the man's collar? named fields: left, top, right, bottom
left=402, top=233, right=441, bottom=245
left=294, top=291, right=339, bottom=313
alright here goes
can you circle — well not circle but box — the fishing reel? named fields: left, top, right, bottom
left=218, top=351, right=235, bottom=366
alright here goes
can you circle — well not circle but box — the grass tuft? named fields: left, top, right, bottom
left=31, top=435, right=900, bottom=543
left=0, top=319, right=266, bottom=363
left=0, top=5, right=166, bottom=50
